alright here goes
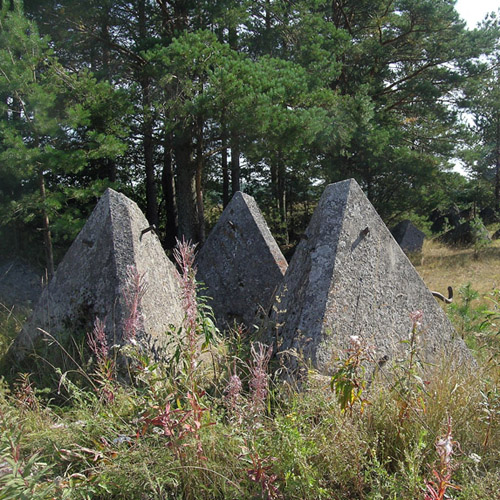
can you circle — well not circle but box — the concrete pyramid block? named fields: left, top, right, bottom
left=196, top=192, right=288, bottom=330
left=12, top=188, right=183, bottom=360
left=390, top=220, right=425, bottom=254
left=270, top=179, right=470, bottom=375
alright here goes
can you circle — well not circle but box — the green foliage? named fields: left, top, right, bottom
left=330, top=335, right=373, bottom=414
left=2, top=237, right=500, bottom=498
left=0, top=387, right=57, bottom=499
left=0, top=1, right=130, bottom=264
left=389, top=311, right=429, bottom=423
left=2, top=3, right=500, bottom=494
left=448, top=283, right=491, bottom=340
left=0, top=305, right=28, bottom=365
left=5, top=0, right=497, bottom=251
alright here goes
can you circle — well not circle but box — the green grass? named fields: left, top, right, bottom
left=0, top=242, right=499, bottom=499
left=415, top=237, right=500, bottom=299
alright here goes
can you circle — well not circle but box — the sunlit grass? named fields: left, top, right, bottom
left=0, top=238, right=499, bottom=499
left=415, top=234, right=500, bottom=299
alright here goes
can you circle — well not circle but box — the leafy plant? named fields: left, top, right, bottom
left=448, top=283, right=490, bottom=339
left=0, top=408, right=56, bottom=499
left=479, top=386, right=500, bottom=449
left=330, top=335, right=374, bottom=414
left=470, top=216, right=491, bottom=259
left=242, top=446, right=283, bottom=500
left=424, top=417, right=461, bottom=500
left=390, top=310, right=429, bottom=423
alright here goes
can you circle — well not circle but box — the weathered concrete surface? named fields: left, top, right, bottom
left=0, top=259, right=43, bottom=306
left=269, top=179, right=470, bottom=376
left=196, top=191, right=287, bottom=330
left=11, top=189, right=183, bottom=360
left=390, top=220, right=425, bottom=254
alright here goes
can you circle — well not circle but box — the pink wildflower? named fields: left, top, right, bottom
left=424, top=416, right=461, bottom=499
left=173, top=238, right=199, bottom=374
left=249, top=342, right=273, bottom=416
left=123, top=265, right=147, bottom=342
left=410, top=310, right=424, bottom=330
left=225, top=370, right=243, bottom=421
left=87, top=317, right=109, bottom=366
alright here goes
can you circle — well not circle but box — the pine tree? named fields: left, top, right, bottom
left=0, top=1, right=129, bottom=272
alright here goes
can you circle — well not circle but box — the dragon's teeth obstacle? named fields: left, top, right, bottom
left=268, top=178, right=471, bottom=376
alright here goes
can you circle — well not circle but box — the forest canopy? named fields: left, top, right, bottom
left=1, top=0, right=500, bottom=273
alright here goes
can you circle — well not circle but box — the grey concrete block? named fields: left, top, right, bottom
left=11, top=188, right=183, bottom=360
left=269, top=179, right=470, bottom=376
left=390, top=220, right=425, bottom=254
left=0, top=259, right=43, bottom=307
left=196, top=192, right=287, bottom=330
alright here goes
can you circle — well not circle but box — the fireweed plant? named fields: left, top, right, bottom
left=330, top=335, right=375, bottom=414
left=173, top=238, right=200, bottom=379
left=424, top=416, right=461, bottom=500
left=122, top=265, right=147, bottom=343
left=171, top=238, right=219, bottom=386
left=249, top=342, right=273, bottom=418
left=390, top=310, right=429, bottom=422
left=86, top=317, right=115, bottom=403
left=85, top=265, right=147, bottom=392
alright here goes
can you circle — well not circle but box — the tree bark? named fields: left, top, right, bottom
left=139, top=0, right=158, bottom=226
left=175, top=131, right=199, bottom=243
left=228, top=26, right=240, bottom=196
left=277, top=157, right=288, bottom=244
left=278, top=162, right=287, bottom=224
left=222, top=146, right=229, bottom=207
left=230, top=133, right=240, bottom=194
left=195, top=117, right=205, bottom=243
left=143, top=101, right=158, bottom=226
left=495, top=114, right=500, bottom=212
left=221, top=123, right=229, bottom=207
left=271, top=161, right=279, bottom=206
left=162, top=132, right=178, bottom=249
left=38, top=169, right=55, bottom=279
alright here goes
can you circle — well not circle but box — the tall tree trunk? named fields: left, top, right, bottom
left=139, top=0, right=158, bottom=226
left=278, top=158, right=288, bottom=244
left=143, top=100, right=158, bottom=226
left=278, top=162, right=286, bottom=224
left=100, top=8, right=116, bottom=182
left=228, top=27, right=241, bottom=196
left=101, top=14, right=111, bottom=82
left=175, top=131, right=199, bottom=243
left=495, top=114, right=500, bottom=212
left=162, top=132, right=178, bottom=249
left=195, top=117, right=205, bottom=243
left=222, top=146, right=229, bottom=207
left=270, top=161, right=279, bottom=207
left=221, top=123, right=229, bottom=207
left=38, top=169, right=54, bottom=279
left=230, top=133, right=240, bottom=194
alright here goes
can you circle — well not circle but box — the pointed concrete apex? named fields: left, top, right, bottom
left=12, top=188, right=183, bottom=360
left=270, top=179, right=470, bottom=375
left=196, top=191, right=287, bottom=330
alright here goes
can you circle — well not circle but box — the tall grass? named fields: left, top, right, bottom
left=0, top=241, right=499, bottom=499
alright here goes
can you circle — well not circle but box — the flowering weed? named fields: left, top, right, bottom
left=424, top=416, right=461, bottom=500
left=330, top=335, right=374, bottom=414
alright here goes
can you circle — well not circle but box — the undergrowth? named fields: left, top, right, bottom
left=0, top=242, right=499, bottom=499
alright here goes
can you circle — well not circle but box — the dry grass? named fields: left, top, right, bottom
left=414, top=236, right=500, bottom=298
